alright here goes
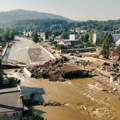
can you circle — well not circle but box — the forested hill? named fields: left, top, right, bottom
left=0, top=9, right=120, bottom=32
left=13, top=19, right=120, bottom=32
left=0, top=9, right=68, bottom=24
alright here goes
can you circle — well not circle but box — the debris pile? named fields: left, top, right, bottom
left=60, top=65, right=89, bottom=78
left=42, top=101, right=65, bottom=107
left=101, top=62, right=120, bottom=72
left=25, top=56, right=90, bottom=81
left=109, top=73, right=120, bottom=82
left=24, top=99, right=65, bottom=107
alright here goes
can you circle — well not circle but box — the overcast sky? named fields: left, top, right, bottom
left=0, top=0, right=120, bottom=21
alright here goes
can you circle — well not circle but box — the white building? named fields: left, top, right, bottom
left=54, top=36, right=62, bottom=42
left=69, top=34, right=77, bottom=40
left=58, top=39, right=80, bottom=47
left=109, top=51, right=119, bottom=60
left=80, top=30, right=87, bottom=33
left=23, top=31, right=32, bottom=37
left=116, top=39, right=120, bottom=46
left=75, top=28, right=80, bottom=33
left=92, top=33, right=103, bottom=44
left=40, top=32, right=46, bottom=41
left=112, top=34, right=120, bottom=42
left=92, top=33, right=97, bottom=44
left=75, top=28, right=86, bottom=33
left=58, top=40, right=71, bottom=46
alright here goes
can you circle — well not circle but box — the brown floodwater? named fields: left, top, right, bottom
left=33, top=78, right=120, bottom=120
left=6, top=70, right=120, bottom=120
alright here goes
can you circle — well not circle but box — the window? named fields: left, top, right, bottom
left=13, top=112, right=19, bottom=116
left=13, top=113, right=16, bottom=116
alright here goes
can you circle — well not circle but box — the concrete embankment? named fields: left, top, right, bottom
left=40, top=45, right=56, bottom=61
left=7, top=37, right=53, bottom=65
left=2, top=43, right=9, bottom=56
left=2, top=43, right=11, bottom=63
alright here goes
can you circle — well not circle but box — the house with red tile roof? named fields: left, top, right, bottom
left=109, top=51, right=119, bottom=60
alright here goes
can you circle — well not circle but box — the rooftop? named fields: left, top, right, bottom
left=109, top=51, right=119, bottom=56
left=0, top=86, right=23, bottom=113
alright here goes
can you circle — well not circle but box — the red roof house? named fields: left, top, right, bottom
left=109, top=51, right=120, bottom=60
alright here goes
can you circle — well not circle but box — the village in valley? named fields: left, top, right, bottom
left=0, top=23, right=120, bottom=120
left=0, top=5, right=120, bottom=120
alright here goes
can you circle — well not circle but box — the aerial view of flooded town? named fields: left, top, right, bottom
left=0, top=0, right=120, bottom=120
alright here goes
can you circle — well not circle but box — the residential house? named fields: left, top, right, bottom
left=23, top=31, right=32, bottom=37
left=92, top=33, right=97, bottom=44
left=69, top=34, right=76, bottom=40
left=75, top=28, right=81, bottom=33
left=70, top=28, right=86, bottom=33
left=58, top=39, right=80, bottom=47
left=54, top=36, right=62, bottom=42
left=92, top=33, right=103, bottom=44
left=58, top=40, right=71, bottom=46
left=39, top=32, right=46, bottom=41
left=76, top=29, right=87, bottom=33
left=109, top=51, right=119, bottom=60
left=112, top=34, right=120, bottom=42
left=0, top=86, right=23, bottom=120
left=115, top=39, right=120, bottom=46
left=80, top=30, right=87, bottom=33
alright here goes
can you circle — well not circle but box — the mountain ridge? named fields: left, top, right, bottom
left=0, top=9, right=69, bottom=24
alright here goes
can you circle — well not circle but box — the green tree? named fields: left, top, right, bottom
left=51, top=41, right=57, bottom=47
left=61, top=32, right=69, bottom=39
left=22, top=112, right=44, bottom=120
left=2, top=29, right=10, bottom=42
left=115, top=45, right=120, bottom=53
left=57, top=45, right=67, bottom=50
left=84, top=33, right=89, bottom=42
left=0, top=35, right=2, bottom=42
left=100, top=34, right=112, bottom=58
left=32, top=32, right=39, bottom=43
left=100, top=48, right=109, bottom=58
left=1, top=29, right=15, bottom=42
left=9, top=30, right=15, bottom=40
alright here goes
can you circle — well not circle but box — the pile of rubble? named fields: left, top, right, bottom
left=25, top=56, right=90, bottom=81
left=24, top=99, right=65, bottom=107
left=109, top=73, right=120, bottom=82
left=42, top=101, right=65, bottom=107
left=101, top=62, right=120, bottom=72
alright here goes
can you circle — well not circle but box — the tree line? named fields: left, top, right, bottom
left=0, top=28, right=15, bottom=42
left=9, top=19, right=120, bottom=34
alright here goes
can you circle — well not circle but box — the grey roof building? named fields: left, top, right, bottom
left=0, top=86, right=23, bottom=120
